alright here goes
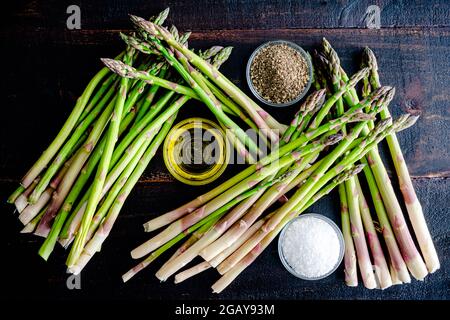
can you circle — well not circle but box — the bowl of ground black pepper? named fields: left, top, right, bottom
left=246, top=40, right=312, bottom=107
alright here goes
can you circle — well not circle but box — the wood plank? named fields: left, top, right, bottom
left=1, top=28, right=449, bottom=180
left=3, top=0, right=450, bottom=31
left=1, top=177, right=448, bottom=299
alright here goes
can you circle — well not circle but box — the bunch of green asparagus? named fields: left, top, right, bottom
left=311, top=39, right=439, bottom=289
left=120, top=19, right=437, bottom=292
left=7, top=8, right=280, bottom=274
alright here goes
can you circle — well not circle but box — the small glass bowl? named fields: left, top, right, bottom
left=246, top=40, right=313, bottom=108
left=278, top=213, right=345, bottom=281
left=163, top=118, right=229, bottom=186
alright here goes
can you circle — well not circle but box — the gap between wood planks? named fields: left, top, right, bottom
left=0, top=175, right=449, bottom=186
left=1, top=26, right=450, bottom=45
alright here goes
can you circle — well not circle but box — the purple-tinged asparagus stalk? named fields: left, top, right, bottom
left=18, top=187, right=53, bottom=225
left=14, top=178, right=40, bottom=213
left=338, top=184, right=358, bottom=287
left=345, top=177, right=377, bottom=289
left=21, top=205, right=48, bottom=233
left=354, top=177, right=392, bottom=289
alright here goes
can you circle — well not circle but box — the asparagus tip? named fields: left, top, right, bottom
left=212, top=46, right=234, bottom=68
left=396, top=114, right=420, bottom=131
left=322, top=37, right=332, bottom=53
left=374, top=117, right=393, bottom=135
left=129, top=14, right=144, bottom=25
left=386, top=86, right=396, bottom=103
left=169, top=25, right=179, bottom=41
left=334, top=164, right=366, bottom=184
left=324, top=133, right=344, bottom=146
left=198, top=46, right=224, bottom=60
left=304, top=89, right=326, bottom=113
left=363, top=47, right=378, bottom=71
left=349, top=112, right=375, bottom=123
left=348, top=67, right=370, bottom=87
left=101, top=58, right=139, bottom=78
left=179, top=32, right=191, bottom=46
left=154, top=7, right=170, bottom=25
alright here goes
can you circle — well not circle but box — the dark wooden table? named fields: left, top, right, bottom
left=1, top=0, right=449, bottom=301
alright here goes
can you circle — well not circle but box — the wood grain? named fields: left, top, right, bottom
left=3, top=0, right=450, bottom=30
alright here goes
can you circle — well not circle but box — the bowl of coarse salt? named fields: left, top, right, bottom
left=278, top=213, right=344, bottom=280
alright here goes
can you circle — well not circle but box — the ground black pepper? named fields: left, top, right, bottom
left=250, top=44, right=309, bottom=104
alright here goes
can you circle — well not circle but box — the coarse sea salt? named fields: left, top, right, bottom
left=281, top=215, right=341, bottom=279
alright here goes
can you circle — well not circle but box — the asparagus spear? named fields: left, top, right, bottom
left=18, top=187, right=53, bottom=225
left=173, top=212, right=277, bottom=284
left=107, top=153, right=289, bottom=278
left=79, top=73, right=118, bottom=123
left=123, top=208, right=222, bottom=282
left=345, top=176, right=377, bottom=289
left=13, top=179, right=40, bottom=212
left=123, top=34, right=259, bottom=134
left=124, top=36, right=248, bottom=125
left=280, top=90, right=326, bottom=145
left=134, top=67, right=167, bottom=123
left=199, top=154, right=326, bottom=262
left=9, top=8, right=169, bottom=200
left=355, top=176, right=393, bottom=288
left=359, top=156, right=411, bottom=283
left=86, top=96, right=190, bottom=240
left=60, top=47, right=234, bottom=245
left=217, top=114, right=403, bottom=275
left=21, top=205, right=48, bottom=234
left=319, top=48, right=359, bottom=286
left=34, top=58, right=163, bottom=237
left=315, top=49, right=358, bottom=286
left=59, top=47, right=232, bottom=248
left=262, top=88, right=391, bottom=234
left=338, top=184, right=358, bottom=286
left=135, top=74, right=374, bottom=278
left=29, top=76, right=120, bottom=204
left=42, top=102, right=141, bottom=254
